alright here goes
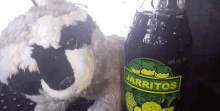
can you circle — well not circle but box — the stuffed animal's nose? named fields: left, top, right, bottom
left=59, top=76, right=75, bottom=90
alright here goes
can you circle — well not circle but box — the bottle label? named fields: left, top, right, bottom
left=124, top=58, right=182, bottom=111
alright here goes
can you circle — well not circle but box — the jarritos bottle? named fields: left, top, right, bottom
left=123, top=0, right=192, bottom=111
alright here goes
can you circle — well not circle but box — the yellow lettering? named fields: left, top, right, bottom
left=130, top=76, right=135, bottom=84
left=136, top=79, right=142, bottom=87
left=142, top=81, right=150, bottom=89
left=171, top=82, right=177, bottom=89
left=150, top=82, right=154, bottom=89
left=154, top=83, right=162, bottom=90
left=126, top=74, right=130, bottom=81
left=162, top=83, right=170, bottom=90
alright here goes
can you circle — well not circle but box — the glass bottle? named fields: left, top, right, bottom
left=122, top=0, right=192, bottom=111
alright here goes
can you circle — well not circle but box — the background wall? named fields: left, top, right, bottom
left=0, top=0, right=33, bottom=36
left=0, top=0, right=138, bottom=37
left=186, top=0, right=220, bottom=82
left=179, top=1, right=220, bottom=110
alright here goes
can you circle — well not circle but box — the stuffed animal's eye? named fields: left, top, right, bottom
left=62, top=40, right=77, bottom=50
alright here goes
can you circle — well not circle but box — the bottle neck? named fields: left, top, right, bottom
left=138, top=0, right=186, bottom=15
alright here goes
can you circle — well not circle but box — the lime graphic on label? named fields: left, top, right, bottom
left=142, top=102, right=162, bottom=111
left=134, top=90, right=149, bottom=105
left=127, top=58, right=173, bottom=78
left=141, top=61, right=157, bottom=76
left=134, top=90, right=162, bottom=105
left=134, top=106, right=142, bottom=111
left=125, top=58, right=182, bottom=110
left=155, top=66, right=172, bottom=78
left=130, top=60, right=142, bottom=74
left=162, top=106, right=174, bottom=111
left=126, top=91, right=137, bottom=111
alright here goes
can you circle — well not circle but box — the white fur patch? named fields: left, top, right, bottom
left=35, top=0, right=52, bottom=6
left=0, top=44, right=18, bottom=84
left=41, top=45, right=94, bottom=100
left=29, top=15, right=61, bottom=49
left=0, top=42, right=39, bottom=84
left=34, top=0, right=65, bottom=6
left=29, top=11, right=87, bottom=49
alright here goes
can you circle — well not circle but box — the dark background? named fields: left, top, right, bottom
left=187, top=0, right=220, bottom=81
left=177, top=0, right=220, bottom=111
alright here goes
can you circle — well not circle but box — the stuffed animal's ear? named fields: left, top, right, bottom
left=31, top=0, right=65, bottom=7
left=31, top=0, right=38, bottom=7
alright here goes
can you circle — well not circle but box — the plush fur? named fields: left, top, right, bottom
left=0, top=0, right=124, bottom=111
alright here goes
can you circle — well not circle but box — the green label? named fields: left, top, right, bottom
left=125, top=69, right=181, bottom=94
left=124, top=58, right=182, bottom=111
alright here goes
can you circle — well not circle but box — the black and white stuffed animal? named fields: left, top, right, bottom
left=0, top=0, right=124, bottom=111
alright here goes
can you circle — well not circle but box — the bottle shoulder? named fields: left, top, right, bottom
left=125, top=12, right=192, bottom=45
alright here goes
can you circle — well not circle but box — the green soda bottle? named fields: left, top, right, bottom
left=122, top=0, right=192, bottom=111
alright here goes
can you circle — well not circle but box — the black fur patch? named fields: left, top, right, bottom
left=59, top=16, right=96, bottom=50
left=31, top=44, right=75, bottom=90
left=7, top=69, right=41, bottom=95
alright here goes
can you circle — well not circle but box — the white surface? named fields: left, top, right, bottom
left=69, top=0, right=138, bottom=37
left=0, top=0, right=140, bottom=37
left=0, top=0, right=34, bottom=36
